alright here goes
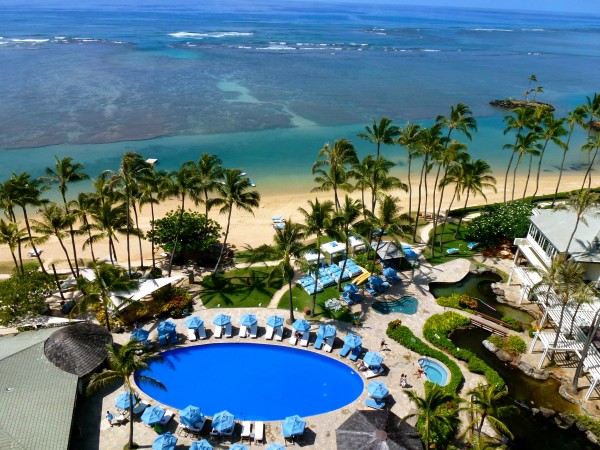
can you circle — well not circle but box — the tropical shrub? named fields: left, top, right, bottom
left=504, top=335, right=527, bottom=355
left=487, top=334, right=504, bottom=348
left=500, top=315, right=524, bottom=332
left=459, top=295, right=478, bottom=310
left=465, top=201, right=534, bottom=247
left=435, top=293, right=477, bottom=313
left=354, top=252, right=382, bottom=274
left=324, top=298, right=343, bottom=312
left=0, top=269, right=55, bottom=326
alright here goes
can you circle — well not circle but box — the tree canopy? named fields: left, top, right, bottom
left=465, top=201, right=534, bottom=247
left=0, top=268, right=55, bottom=326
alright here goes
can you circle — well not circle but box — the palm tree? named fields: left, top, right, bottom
left=72, top=262, right=138, bottom=331
left=567, top=282, right=596, bottom=339
left=524, top=74, right=537, bottom=102
left=581, top=133, right=600, bottom=190
left=271, top=220, right=306, bottom=322
left=454, top=159, right=496, bottom=237
left=195, top=152, right=225, bottom=218
left=466, top=383, right=517, bottom=440
left=0, top=218, right=26, bottom=272
left=87, top=341, right=164, bottom=450
left=331, top=196, right=363, bottom=291
left=553, top=107, right=586, bottom=206
left=312, top=139, right=358, bottom=211
left=69, top=192, right=98, bottom=263
left=503, top=107, right=535, bottom=203
left=357, top=117, right=400, bottom=157
left=368, top=156, right=407, bottom=214
left=397, top=122, right=422, bottom=220
left=369, top=195, right=410, bottom=274
left=560, top=189, right=600, bottom=254
left=32, top=203, right=77, bottom=276
left=298, top=198, right=334, bottom=317
left=87, top=201, right=130, bottom=264
left=212, top=169, right=261, bottom=273
left=438, top=161, right=466, bottom=251
left=45, top=156, right=88, bottom=275
left=404, top=384, right=461, bottom=448
left=503, top=131, right=538, bottom=201
left=520, top=132, right=542, bottom=200
left=532, top=113, right=567, bottom=198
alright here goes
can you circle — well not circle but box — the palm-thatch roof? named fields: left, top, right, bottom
left=336, top=409, right=423, bottom=450
left=44, top=322, right=112, bottom=377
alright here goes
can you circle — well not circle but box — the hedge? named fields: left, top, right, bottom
left=422, top=312, right=506, bottom=390
left=386, top=321, right=464, bottom=394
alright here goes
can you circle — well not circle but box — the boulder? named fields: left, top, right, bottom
left=482, top=339, right=498, bottom=353
left=586, top=430, right=599, bottom=445
left=518, top=361, right=535, bottom=375
left=496, top=349, right=513, bottom=362
left=539, top=406, right=556, bottom=419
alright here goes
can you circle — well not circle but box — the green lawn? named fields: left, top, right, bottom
left=423, top=222, right=479, bottom=265
left=200, top=267, right=283, bottom=308
left=277, top=284, right=353, bottom=322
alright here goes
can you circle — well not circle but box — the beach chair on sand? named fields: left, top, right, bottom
left=224, top=323, right=232, bottom=338
left=349, top=346, right=362, bottom=361
left=197, top=324, right=206, bottom=339
left=365, top=398, right=385, bottom=409
left=265, top=325, right=275, bottom=340
left=323, top=336, right=335, bottom=352
left=214, top=325, right=223, bottom=338
left=249, top=323, right=258, bottom=338
left=239, top=325, right=249, bottom=338
left=340, top=344, right=351, bottom=357
left=187, top=328, right=197, bottom=342
left=289, top=333, right=298, bottom=345
left=275, top=326, right=284, bottom=341
left=300, top=331, right=310, bottom=347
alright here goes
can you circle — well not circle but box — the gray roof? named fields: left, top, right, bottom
left=372, top=241, right=404, bottom=261
left=531, top=208, right=600, bottom=262
left=0, top=330, right=78, bottom=450
left=44, top=322, right=112, bottom=377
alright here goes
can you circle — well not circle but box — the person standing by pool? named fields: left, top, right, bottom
left=106, top=410, right=114, bottom=427
left=415, top=364, right=424, bottom=378
left=380, top=339, right=389, bottom=351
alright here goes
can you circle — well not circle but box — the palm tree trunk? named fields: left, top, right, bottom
left=407, top=156, right=413, bottom=220
left=17, top=243, right=24, bottom=274
left=504, top=150, right=516, bottom=203
left=430, top=165, right=443, bottom=256
left=62, top=193, right=79, bottom=276
left=581, top=146, right=599, bottom=190
left=288, top=278, right=295, bottom=322
left=413, top=159, right=427, bottom=241
left=132, top=203, right=144, bottom=269
left=549, top=302, right=567, bottom=364
left=125, top=189, right=132, bottom=276
left=439, top=189, right=457, bottom=252
left=150, top=200, right=156, bottom=269
left=511, top=155, right=522, bottom=202
left=311, top=245, right=322, bottom=318
left=454, top=192, right=470, bottom=238
left=552, top=147, right=569, bottom=207
left=21, top=207, right=48, bottom=275
left=424, top=162, right=430, bottom=219
left=522, top=153, right=534, bottom=200
left=533, top=141, right=549, bottom=198
left=338, top=243, right=351, bottom=292
left=128, top=392, right=135, bottom=448
left=204, top=191, right=210, bottom=218
left=9, top=248, right=18, bottom=271
left=57, top=234, right=76, bottom=277
left=372, top=235, right=383, bottom=275
left=168, top=196, right=186, bottom=277
left=214, top=208, right=233, bottom=273
left=565, top=216, right=581, bottom=255
left=85, top=221, right=97, bottom=263
left=103, top=299, right=111, bottom=331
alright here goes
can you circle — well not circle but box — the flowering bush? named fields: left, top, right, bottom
left=324, top=298, right=343, bottom=312
left=466, top=201, right=534, bottom=247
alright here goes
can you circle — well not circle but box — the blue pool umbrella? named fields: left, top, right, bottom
left=343, top=283, right=359, bottom=294
left=282, top=415, right=306, bottom=437
left=240, top=313, right=257, bottom=326
left=130, top=328, right=150, bottom=342
left=266, top=315, right=284, bottom=328
left=368, top=276, right=383, bottom=286
left=152, top=432, right=177, bottom=450
left=383, top=267, right=397, bottom=278
left=190, top=440, right=213, bottom=450
left=141, top=405, right=165, bottom=426
left=180, top=405, right=203, bottom=427
left=367, top=381, right=389, bottom=400
left=344, top=333, right=362, bottom=349
left=115, top=391, right=139, bottom=410
left=229, top=445, right=248, bottom=450
left=213, top=314, right=231, bottom=326
left=319, top=324, right=336, bottom=338
left=266, top=445, right=286, bottom=450
left=292, top=319, right=311, bottom=332
left=185, top=316, right=204, bottom=329
left=212, top=410, right=235, bottom=433
left=158, top=320, right=176, bottom=336
left=363, top=351, right=383, bottom=368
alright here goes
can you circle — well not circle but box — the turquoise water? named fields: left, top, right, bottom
left=372, top=296, right=418, bottom=314
left=134, top=343, right=364, bottom=421
left=418, top=357, right=448, bottom=386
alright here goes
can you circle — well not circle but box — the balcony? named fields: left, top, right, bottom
left=514, top=236, right=551, bottom=269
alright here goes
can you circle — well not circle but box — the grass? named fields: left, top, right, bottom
left=200, top=267, right=283, bottom=308
left=423, top=222, right=479, bottom=265
left=277, top=284, right=354, bottom=322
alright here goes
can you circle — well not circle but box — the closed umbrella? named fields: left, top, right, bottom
left=141, top=405, right=165, bottom=426
left=229, top=445, right=249, bottom=450
left=367, top=381, right=389, bottom=400
left=190, top=440, right=213, bottom=450
left=240, top=314, right=257, bottom=327
left=343, top=283, right=359, bottom=294
left=152, top=432, right=177, bottom=450
left=368, top=276, right=383, bottom=286
left=130, top=328, right=150, bottom=342
left=213, top=314, right=231, bottom=326
left=292, top=319, right=310, bottom=332
left=266, top=315, right=284, bottom=328
left=344, top=333, right=362, bottom=349
left=185, top=316, right=204, bottom=329
left=282, top=415, right=306, bottom=437
left=321, top=324, right=336, bottom=338
left=115, top=391, right=139, bottom=410
left=212, top=410, right=235, bottom=433
left=363, top=351, right=383, bottom=368
left=266, top=445, right=286, bottom=450
left=383, top=267, right=396, bottom=278
left=180, top=405, right=203, bottom=427
left=158, top=320, right=176, bottom=336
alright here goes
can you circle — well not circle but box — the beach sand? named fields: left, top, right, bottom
left=0, top=172, right=591, bottom=273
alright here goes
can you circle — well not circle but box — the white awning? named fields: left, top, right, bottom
left=110, top=276, right=185, bottom=310
left=320, top=241, right=346, bottom=255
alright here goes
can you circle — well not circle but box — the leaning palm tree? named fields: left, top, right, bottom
left=87, top=201, right=130, bottom=264
left=312, top=139, right=358, bottom=211
left=466, top=383, right=517, bottom=441
left=357, top=117, right=400, bottom=157
left=87, top=341, right=164, bottom=450
left=437, top=161, right=466, bottom=251
left=331, top=196, right=363, bottom=292
left=397, top=121, right=422, bottom=220
left=0, top=218, right=26, bottom=272
left=45, top=156, right=88, bottom=275
left=503, top=107, right=535, bottom=203
left=560, top=188, right=600, bottom=254
left=581, top=133, right=600, bottom=190
left=532, top=113, right=566, bottom=198
left=367, top=156, right=407, bottom=214
left=503, top=131, right=539, bottom=201
left=195, top=152, right=225, bottom=218
left=212, top=169, right=261, bottom=273
left=298, top=198, right=334, bottom=317
left=567, top=282, right=596, bottom=339
left=69, top=192, right=98, bottom=263
left=454, top=159, right=496, bottom=237
left=404, top=384, right=461, bottom=449
left=436, top=103, right=478, bottom=143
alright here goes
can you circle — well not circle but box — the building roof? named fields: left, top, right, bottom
left=531, top=208, right=600, bottom=263
left=372, top=241, right=404, bottom=261
left=0, top=329, right=78, bottom=450
left=44, top=322, right=112, bottom=377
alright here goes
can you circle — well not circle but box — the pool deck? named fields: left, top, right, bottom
left=77, top=258, right=486, bottom=450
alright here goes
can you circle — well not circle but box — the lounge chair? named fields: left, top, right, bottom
left=214, top=325, right=224, bottom=338
left=323, top=336, right=335, bottom=352
left=289, top=333, right=298, bottom=345
left=365, top=398, right=385, bottom=409
left=265, top=325, right=275, bottom=340
left=197, top=324, right=206, bottom=339
left=187, top=421, right=204, bottom=437
left=300, top=331, right=310, bottom=347
left=224, top=323, right=232, bottom=338
left=365, top=285, right=378, bottom=296
left=342, top=292, right=355, bottom=305
left=132, top=400, right=149, bottom=416
left=446, top=247, right=459, bottom=255
left=187, top=328, right=197, bottom=342
left=249, top=323, right=258, bottom=338
left=274, top=326, right=284, bottom=341
left=169, top=333, right=179, bottom=344
left=314, top=332, right=324, bottom=350
left=158, top=335, right=168, bottom=346
left=349, top=346, right=362, bottom=361
left=340, top=344, right=351, bottom=357
left=364, top=366, right=384, bottom=378
left=467, top=242, right=479, bottom=250
left=158, top=409, right=174, bottom=425
left=241, top=421, right=252, bottom=443
left=239, top=325, right=249, bottom=338
left=254, top=421, right=265, bottom=444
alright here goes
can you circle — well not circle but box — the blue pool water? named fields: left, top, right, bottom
left=372, top=296, right=418, bottom=315
left=135, top=343, right=364, bottom=421
left=418, top=358, right=449, bottom=386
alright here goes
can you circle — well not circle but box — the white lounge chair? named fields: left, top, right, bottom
left=132, top=400, right=149, bottom=416
left=159, top=409, right=174, bottom=425
left=275, top=326, right=284, bottom=341
left=265, top=325, right=275, bottom=340
left=364, top=366, right=385, bottom=379
left=249, top=323, right=258, bottom=338
left=197, top=324, right=207, bottom=339
left=289, top=333, right=298, bottom=345
left=323, top=336, right=334, bottom=352
left=254, top=421, right=265, bottom=444
left=300, top=331, right=310, bottom=347
left=214, top=325, right=224, bottom=338
left=241, top=421, right=252, bottom=443
left=239, top=325, right=249, bottom=338
left=188, top=328, right=197, bottom=342
left=224, top=323, right=232, bottom=338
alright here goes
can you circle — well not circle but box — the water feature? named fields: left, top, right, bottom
left=418, top=357, right=449, bottom=386
left=372, top=296, right=419, bottom=315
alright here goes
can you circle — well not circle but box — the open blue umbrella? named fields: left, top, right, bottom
left=229, top=445, right=248, bottom=450
left=240, top=314, right=257, bottom=326
left=368, top=276, right=383, bottom=286
left=141, top=405, right=165, bottom=426
left=367, top=381, right=389, bottom=400
left=212, top=410, right=235, bottom=433
left=185, top=316, right=203, bottom=329
left=152, top=432, right=177, bottom=450
left=318, top=324, right=336, bottom=338
left=292, top=319, right=310, bottom=332
left=190, top=440, right=213, bottom=450
left=213, top=314, right=231, bottom=326
left=115, top=391, right=139, bottom=410
left=344, top=333, right=362, bottom=349
left=266, top=445, right=286, bottom=450
left=266, top=315, right=284, bottom=328
left=130, top=328, right=150, bottom=342
left=158, top=320, right=176, bottom=336
left=363, top=351, right=383, bottom=368
left=282, top=415, right=306, bottom=437
left=343, top=283, right=359, bottom=294
left=383, top=267, right=397, bottom=278
left=180, top=405, right=203, bottom=427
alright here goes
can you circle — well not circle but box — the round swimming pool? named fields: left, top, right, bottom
left=135, top=343, right=364, bottom=421
left=418, top=357, right=449, bottom=386
left=372, top=296, right=418, bottom=315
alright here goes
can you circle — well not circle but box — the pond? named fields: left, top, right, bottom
left=372, top=296, right=419, bottom=315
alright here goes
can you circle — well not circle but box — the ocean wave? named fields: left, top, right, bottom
left=169, top=31, right=253, bottom=39
left=522, top=28, right=546, bottom=32
left=11, top=38, right=49, bottom=43
left=471, top=28, right=513, bottom=32
left=256, top=45, right=296, bottom=51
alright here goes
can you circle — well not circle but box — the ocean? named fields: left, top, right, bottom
left=0, top=1, right=599, bottom=192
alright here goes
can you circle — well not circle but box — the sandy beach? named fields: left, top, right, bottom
left=0, top=171, right=591, bottom=273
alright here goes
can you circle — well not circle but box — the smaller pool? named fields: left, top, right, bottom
left=418, top=357, right=449, bottom=386
left=372, top=296, right=418, bottom=315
